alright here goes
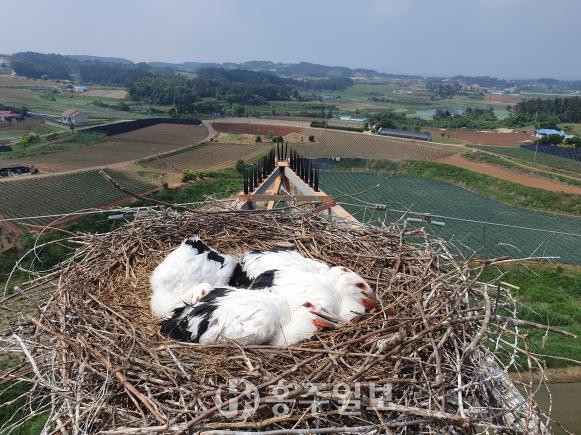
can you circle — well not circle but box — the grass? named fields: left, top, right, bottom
left=470, top=144, right=581, bottom=175
left=0, top=131, right=106, bottom=159
left=462, top=151, right=581, bottom=187
left=480, top=263, right=581, bottom=369
left=0, top=380, right=48, bottom=434
left=148, top=169, right=242, bottom=204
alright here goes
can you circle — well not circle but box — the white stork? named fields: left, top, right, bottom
left=150, top=237, right=249, bottom=318
left=249, top=267, right=381, bottom=321
left=160, top=287, right=341, bottom=346
left=240, top=249, right=330, bottom=280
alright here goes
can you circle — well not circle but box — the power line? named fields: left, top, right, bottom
left=0, top=199, right=234, bottom=224
left=337, top=201, right=581, bottom=238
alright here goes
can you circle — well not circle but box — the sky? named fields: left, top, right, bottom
left=2, top=0, right=580, bottom=80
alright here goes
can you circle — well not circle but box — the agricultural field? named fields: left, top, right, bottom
left=313, top=82, right=512, bottom=118
left=0, top=169, right=154, bottom=227
left=0, top=75, right=165, bottom=121
left=0, top=74, right=59, bottom=87
left=83, top=88, right=128, bottom=99
left=212, top=122, right=302, bottom=136
left=471, top=145, right=581, bottom=174
left=0, top=119, right=64, bottom=144
left=0, top=123, right=208, bottom=173
left=425, top=128, right=534, bottom=147
left=291, top=130, right=458, bottom=160
left=142, top=142, right=267, bottom=172
left=521, top=143, right=581, bottom=162
left=320, top=171, right=581, bottom=264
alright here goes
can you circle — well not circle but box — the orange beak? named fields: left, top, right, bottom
left=362, top=291, right=382, bottom=310
left=311, top=307, right=345, bottom=329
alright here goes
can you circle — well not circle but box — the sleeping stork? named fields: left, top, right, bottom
left=160, top=287, right=341, bottom=346
left=150, top=237, right=249, bottom=318
left=250, top=267, right=381, bottom=321
left=240, top=249, right=330, bottom=280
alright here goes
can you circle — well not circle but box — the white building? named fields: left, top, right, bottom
left=62, top=109, right=88, bottom=125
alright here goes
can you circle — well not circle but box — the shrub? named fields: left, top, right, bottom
left=181, top=169, right=197, bottom=183
left=20, top=133, right=41, bottom=145
left=535, top=134, right=563, bottom=145
left=255, top=135, right=262, bottom=143
left=564, top=136, right=581, bottom=147
left=308, top=135, right=315, bottom=142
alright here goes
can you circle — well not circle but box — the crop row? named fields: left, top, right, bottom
left=471, top=145, right=581, bottom=174
left=520, top=144, right=581, bottom=162
left=0, top=170, right=154, bottom=226
left=143, top=142, right=267, bottom=171
left=320, top=171, right=581, bottom=264
left=292, top=130, right=457, bottom=161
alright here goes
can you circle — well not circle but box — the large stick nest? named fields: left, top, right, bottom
left=1, top=210, right=556, bottom=434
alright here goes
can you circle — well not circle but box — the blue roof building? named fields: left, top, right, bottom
left=535, top=129, right=565, bottom=138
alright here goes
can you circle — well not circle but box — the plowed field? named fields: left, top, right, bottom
left=427, top=128, right=533, bottom=147
left=1, top=123, right=208, bottom=173
left=291, top=130, right=457, bottom=161
left=143, top=143, right=267, bottom=172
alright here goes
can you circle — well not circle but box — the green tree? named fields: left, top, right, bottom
left=255, top=135, right=262, bottom=143
left=235, top=159, right=246, bottom=175
left=308, top=135, right=315, bottom=142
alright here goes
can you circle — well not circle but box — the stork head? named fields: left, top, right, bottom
left=328, top=267, right=381, bottom=318
left=186, top=282, right=214, bottom=305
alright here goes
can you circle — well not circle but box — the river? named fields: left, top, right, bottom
left=535, top=382, right=581, bottom=434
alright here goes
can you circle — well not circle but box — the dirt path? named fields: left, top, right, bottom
left=439, top=153, right=581, bottom=195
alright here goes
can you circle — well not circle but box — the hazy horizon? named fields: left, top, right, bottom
left=3, top=0, right=580, bottom=80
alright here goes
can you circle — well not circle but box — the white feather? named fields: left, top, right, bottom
left=241, top=250, right=329, bottom=280
left=164, top=288, right=321, bottom=346
left=150, top=237, right=238, bottom=318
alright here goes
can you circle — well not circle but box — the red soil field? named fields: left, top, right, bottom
left=212, top=122, right=302, bottom=136
left=484, top=94, right=522, bottom=104
left=428, top=128, right=534, bottom=147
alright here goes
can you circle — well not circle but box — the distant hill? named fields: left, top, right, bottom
left=65, top=54, right=134, bottom=65
left=149, top=60, right=420, bottom=80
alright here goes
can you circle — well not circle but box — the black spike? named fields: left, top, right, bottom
left=254, top=164, right=259, bottom=186
left=309, top=164, right=314, bottom=187
left=243, top=168, right=249, bottom=194
left=248, top=168, right=254, bottom=192
left=314, top=167, right=320, bottom=192
left=284, top=143, right=288, bottom=160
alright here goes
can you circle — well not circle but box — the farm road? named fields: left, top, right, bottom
left=439, top=153, right=581, bottom=195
